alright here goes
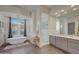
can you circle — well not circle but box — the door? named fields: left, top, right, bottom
left=68, top=22, right=75, bottom=35
left=41, top=13, right=49, bottom=46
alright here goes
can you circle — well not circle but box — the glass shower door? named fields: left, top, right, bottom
left=41, top=13, right=49, bottom=46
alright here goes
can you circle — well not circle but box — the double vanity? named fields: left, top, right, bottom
left=49, top=34, right=79, bottom=54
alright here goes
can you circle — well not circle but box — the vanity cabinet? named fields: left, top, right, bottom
left=50, top=35, right=68, bottom=51
left=55, top=37, right=62, bottom=48
left=55, top=37, right=68, bottom=51
left=49, top=36, right=56, bottom=46
left=49, top=35, right=79, bottom=53
left=61, top=37, right=68, bottom=51
left=67, top=39, right=79, bottom=54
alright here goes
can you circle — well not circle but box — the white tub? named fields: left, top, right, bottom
left=7, top=37, right=27, bottom=44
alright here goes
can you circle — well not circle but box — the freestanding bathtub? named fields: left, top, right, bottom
left=7, top=37, right=27, bottom=44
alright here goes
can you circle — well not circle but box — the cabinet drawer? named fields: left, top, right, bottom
left=68, top=39, right=79, bottom=44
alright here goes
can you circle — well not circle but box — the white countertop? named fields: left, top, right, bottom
left=51, top=34, right=79, bottom=40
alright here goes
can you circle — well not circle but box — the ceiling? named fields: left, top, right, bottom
left=18, top=5, right=40, bottom=11
left=18, top=5, right=79, bottom=17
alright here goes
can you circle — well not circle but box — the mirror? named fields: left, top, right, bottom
left=56, top=10, right=79, bottom=36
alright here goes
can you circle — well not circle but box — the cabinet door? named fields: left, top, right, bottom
left=49, top=36, right=56, bottom=45
left=68, top=39, right=79, bottom=54
left=49, top=36, right=52, bottom=44
left=61, top=37, right=68, bottom=51
left=55, top=37, right=62, bottom=48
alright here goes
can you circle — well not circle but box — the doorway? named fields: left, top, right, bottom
left=68, top=22, right=75, bottom=35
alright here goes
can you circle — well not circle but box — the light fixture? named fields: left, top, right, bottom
left=72, top=8, right=77, bottom=11
left=63, top=11, right=67, bottom=14
left=70, top=5, right=75, bottom=8
left=61, top=9, right=64, bottom=12
left=60, top=24, right=63, bottom=28
left=57, top=14, right=61, bottom=17
left=56, top=19, right=60, bottom=33
left=55, top=12, right=58, bottom=15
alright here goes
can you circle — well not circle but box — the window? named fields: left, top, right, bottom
left=26, top=19, right=31, bottom=37
left=11, top=18, right=18, bottom=36
left=0, top=19, right=4, bottom=34
left=19, top=19, right=24, bottom=35
left=11, top=17, right=25, bottom=37
left=0, top=21, right=1, bottom=28
left=0, top=20, right=2, bottom=33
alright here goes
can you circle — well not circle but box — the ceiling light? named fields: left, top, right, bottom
left=64, top=12, right=67, bottom=14
left=57, top=14, right=61, bottom=17
left=61, top=9, right=64, bottom=12
left=70, top=5, right=75, bottom=8
left=55, top=12, right=58, bottom=15
left=72, top=8, right=77, bottom=11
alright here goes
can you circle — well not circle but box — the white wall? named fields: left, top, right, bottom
left=48, top=16, right=57, bottom=35
left=0, top=16, right=8, bottom=46
left=0, top=33, right=4, bottom=46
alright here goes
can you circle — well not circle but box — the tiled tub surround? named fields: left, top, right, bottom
left=49, top=34, right=79, bottom=54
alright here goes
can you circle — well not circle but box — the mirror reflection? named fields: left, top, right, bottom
left=55, top=5, right=79, bottom=36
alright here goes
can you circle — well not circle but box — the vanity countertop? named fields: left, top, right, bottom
left=51, top=34, right=79, bottom=40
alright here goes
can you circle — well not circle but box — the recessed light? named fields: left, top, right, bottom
left=72, top=8, right=77, bottom=11
left=55, top=12, right=58, bottom=15
left=57, top=14, right=61, bottom=17
left=64, top=12, right=67, bottom=14
left=70, top=5, right=75, bottom=8
left=61, top=9, right=64, bottom=12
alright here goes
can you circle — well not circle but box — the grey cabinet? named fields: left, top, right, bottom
left=61, top=37, right=68, bottom=51
left=55, top=37, right=68, bottom=51
left=55, top=37, right=62, bottom=48
left=49, top=35, right=79, bottom=53
left=49, top=36, right=68, bottom=50
left=49, top=36, right=56, bottom=45
left=68, top=39, right=79, bottom=54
